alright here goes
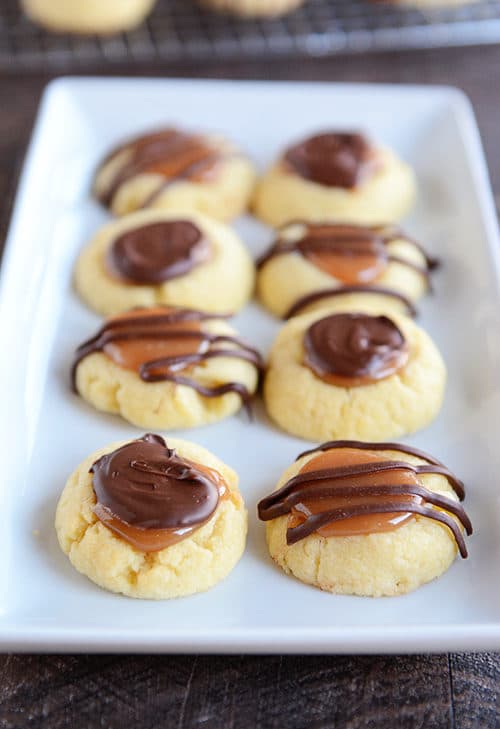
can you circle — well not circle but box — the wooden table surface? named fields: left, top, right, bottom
left=1, top=45, right=499, bottom=729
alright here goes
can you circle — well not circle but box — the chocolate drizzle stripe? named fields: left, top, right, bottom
left=296, top=440, right=464, bottom=498
left=258, top=482, right=471, bottom=534
left=387, top=254, right=433, bottom=290
left=297, top=440, right=447, bottom=468
left=140, top=346, right=265, bottom=378
left=260, top=461, right=465, bottom=502
left=286, top=502, right=468, bottom=557
left=284, top=285, right=417, bottom=320
left=140, top=152, right=223, bottom=209
left=139, top=373, right=254, bottom=414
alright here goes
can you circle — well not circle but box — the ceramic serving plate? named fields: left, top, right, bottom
left=1, top=78, right=499, bottom=653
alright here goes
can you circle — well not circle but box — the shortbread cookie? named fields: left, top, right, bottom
left=264, top=301, right=446, bottom=441
left=253, top=132, right=416, bottom=227
left=72, top=306, right=263, bottom=429
left=94, top=127, right=256, bottom=220
left=56, top=434, right=247, bottom=599
left=258, top=440, right=472, bottom=596
left=74, top=210, right=255, bottom=316
left=198, top=0, right=305, bottom=16
left=257, top=222, right=438, bottom=319
left=21, top=0, right=156, bottom=34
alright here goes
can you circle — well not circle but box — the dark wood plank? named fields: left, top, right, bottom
left=450, top=653, right=500, bottom=729
left=0, top=654, right=455, bottom=729
left=0, top=45, right=500, bottom=729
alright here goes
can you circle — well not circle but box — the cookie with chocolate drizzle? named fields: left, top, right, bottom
left=256, top=222, right=438, bottom=319
left=72, top=306, right=263, bottom=430
left=264, top=302, right=446, bottom=441
left=93, top=127, right=256, bottom=221
left=253, top=130, right=416, bottom=227
left=55, top=435, right=247, bottom=599
left=259, top=440, right=471, bottom=596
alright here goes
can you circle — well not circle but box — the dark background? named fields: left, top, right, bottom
left=1, top=45, right=499, bottom=729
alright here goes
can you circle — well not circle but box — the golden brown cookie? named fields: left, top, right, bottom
left=257, top=222, right=437, bottom=319
left=258, top=440, right=472, bottom=596
left=72, top=306, right=262, bottom=429
left=264, top=301, right=446, bottom=442
left=21, top=0, right=156, bottom=34
left=197, top=0, right=305, bottom=16
left=74, top=210, right=255, bottom=316
left=94, top=127, right=256, bottom=220
left=253, top=132, right=416, bottom=227
left=56, top=434, right=248, bottom=599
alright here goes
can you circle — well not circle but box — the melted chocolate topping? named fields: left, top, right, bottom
left=106, top=220, right=210, bottom=284
left=303, top=313, right=408, bottom=383
left=257, top=223, right=438, bottom=292
left=283, top=132, right=378, bottom=188
left=257, top=441, right=472, bottom=556
left=96, top=128, right=222, bottom=208
left=72, top=307, right=264, bottom=411
left=284, top=285, right=417, bottom=320
left=90, top=434, right=221, bottom=530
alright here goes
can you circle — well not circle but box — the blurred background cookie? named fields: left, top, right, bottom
left=197, top=0, right=306, bottom=17
left=56, top=434, right=247, bottom=599
left=21, top=0, right=157, bottom=34
left=253, top=131, right=416, bottom=227
left=74, top=210, right=255, bottom=316
left=258, top=440, right=471, bottom=596
left=72, top=306, right=262, bottom=429
left=94, top=127, right=256, bottom=221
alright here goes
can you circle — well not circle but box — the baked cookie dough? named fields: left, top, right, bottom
left=56, top=433, right=248, bottom=599
left=264, top=301, right=446, bottom=441
left=257, top=222, right=438, bottom=319
left=94, top=127, right=256, bottom=220
left=72, top=306, right=263, bottom=429
left=258, top=440, right=472, bottom=596
left=21, top=0, right=156, bottom=34
left=74, top=210, right=255, bottom=316
left=253, top=132, right=416, bottom=227
left=198, top=0, right=305, bottom=16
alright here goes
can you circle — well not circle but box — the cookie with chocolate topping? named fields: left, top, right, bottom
left=72, top=306, right=263, bottom=429
left=258, top=440, right=472, bottom=596
left=93, top=127, right=256, bottom=221
left=264, top=299, right=446, bottom=441
left=253, top=131, right=416, bottom=227
left=74, top=209, right=255, bottom=316
left=257, top=222, right=438, bottom=319
left=55, top=435, right=247, bottom=599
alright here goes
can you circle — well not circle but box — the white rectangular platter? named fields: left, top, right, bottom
left=1, top=78, right=500, bottom=653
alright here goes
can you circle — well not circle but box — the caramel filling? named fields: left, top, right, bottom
left=94, top=462, right=228, bottom=553
left=103, top=307, right=206, bottom=376
left=298, top=225, right=388, bottom=284
left=289, top=448, right=421, bottom=537
left=304, top=249, right=387, bottom=283
left=141, top=134, right=219, bottom=181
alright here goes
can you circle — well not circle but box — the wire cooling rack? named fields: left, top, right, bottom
left=2, top=0, right=500, bottom=68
